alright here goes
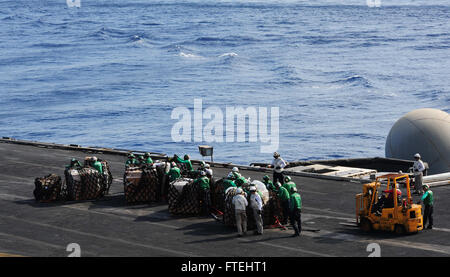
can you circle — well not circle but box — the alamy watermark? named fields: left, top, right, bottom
left=171, top=99, right=279, bottom=153
left=67, top=0, right=81, bottom=8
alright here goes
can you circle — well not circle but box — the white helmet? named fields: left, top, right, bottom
left=232, top=167, right=239, bottom=172
left=200, top=170, right=206, bottom=176
left=236, top=188, right=243, bottom=194
left=204, top=164, right=210, bottom=168
left=91, top=156, right=98, bottom=162
left=414, top=153, right=421, bottom=159
left=249, top=186, right=257, bottom=192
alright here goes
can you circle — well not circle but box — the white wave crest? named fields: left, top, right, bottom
left=219, top=52, right=238, bottom=58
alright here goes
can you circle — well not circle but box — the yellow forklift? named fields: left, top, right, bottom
left=356, top=173, right=423, bottom=234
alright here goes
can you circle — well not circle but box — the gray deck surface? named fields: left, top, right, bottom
left=1, top=141, right=449, bottom=257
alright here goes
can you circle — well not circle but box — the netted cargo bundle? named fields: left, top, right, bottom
left=168, top=178, right=202, bottom=215
left=223, top=181, right=279, bottom=229
left=33, top=174, right=66, bottom=202
left=123, top=166, right=159, bottom=204
left=65, top=167, right=110, bottom=201
left=211, top=178, right=226, bottom=213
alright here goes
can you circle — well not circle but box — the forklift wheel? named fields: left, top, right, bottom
left=360, top=219, right=372, bottom=232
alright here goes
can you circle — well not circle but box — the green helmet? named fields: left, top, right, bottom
left=284, top=176, right=291, bottom=183
left=263, top=175, right=270, bottom=181
left=422, top=184, right=429, bottom=190
left=184, top=154, right=190, bottom=160
left=144, top=152, right=150, bottom=157
left=129, top=153, right=135, bottom=158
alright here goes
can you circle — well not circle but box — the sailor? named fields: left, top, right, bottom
left=143, top=152, right=153, bottom=164
left=384, top=183, right=402, bottom=208
left=228, top=167, right=242, bottom=180
left=91, top=156, right=103, bottom=174
left=222, top=176, right=237, bottom=191
left=412, top=153, right=426, bottom=195
left=282, top=176, right=296, bottom=196
left=136, top=155, right=145, bottom=166
left=289, top=187, right=302, bottom=237
left=198, top=161, right=206, bottom=170
left=125, top=153, right=138, bottom=168
left=204, top=163, right=213, bottom=178
left=195, top=171, right=211, bottom=216
left=249, top=186, right=263, bottom=235
left=235, top=176, right=248, bottom=192
left=268, top=152, right=288, bottom=185
left=276, top=182, right=290, bottom=225
left=417, top=184, right=434, bottom=229
left=262, top=175, right=276, bottom=192
left=66, top=158, right=82, bottom=170
left=232, top=188, right=248, bottom=237
left=166, top=162, right=181, bottom=182
left=175, top=154, right=194, bottom=172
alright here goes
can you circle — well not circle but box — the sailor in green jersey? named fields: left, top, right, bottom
left=262, top=175, right=276, bottom=192
left=143, top=152, right=153, bottom=164
left=276, top=182, right=290, bottom=225
left=125, top=154, right=138, bottom=168
left=195, top=171, right=211, bottom=216
left=282, top=176, right=296, bottom=196
left=167, top=162, right=181, bottom=182
left=136, top=155, right=145, bottom=166
left=66, top=158, right=82, bottom=170
left=235, top=175, right=248, bottom=188
left=228, top=167, right=242, bottom=180
left=175, top=154, right=194, bottom=172
left=222, top=178, right=237, bottom=191
left=289, top=186, right=302, bottom=236
left=418, top=184, right=434, bottom=229
left=91, top=157, right=103, bottom=174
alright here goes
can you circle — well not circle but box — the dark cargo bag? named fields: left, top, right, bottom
left=34, top=174, right=65, bottom=202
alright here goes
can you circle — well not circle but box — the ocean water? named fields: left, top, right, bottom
left=0, top=0, right=449, bottom=165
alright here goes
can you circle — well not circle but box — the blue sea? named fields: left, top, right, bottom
left=0, top=0, right=449, bottom=165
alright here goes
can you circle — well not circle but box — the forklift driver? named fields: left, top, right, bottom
left=373, top=190, right=389, bottom=215
left=372, top=186, right=402, bottom=215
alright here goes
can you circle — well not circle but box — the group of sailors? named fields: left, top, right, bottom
left=92, top=150, right=433, bottom=234
left=66, top=156, right=103, bottom=174
left=125, top=152, right=154, bottom=168
left=229, top=168, right=303, bottom=238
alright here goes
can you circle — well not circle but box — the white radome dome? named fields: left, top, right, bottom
left=385, top=108, right=450, bottom=174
